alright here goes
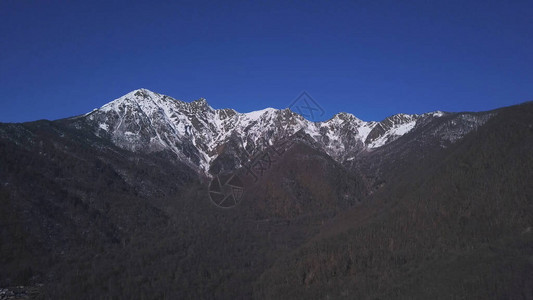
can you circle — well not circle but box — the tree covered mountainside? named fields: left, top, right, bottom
left=0, top=94, right=531, bottom=299
left=255, top=102, right=533, bottom=299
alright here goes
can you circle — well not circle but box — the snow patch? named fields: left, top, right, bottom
left=99, top=123, right=109, bottom=131
left=368, top=120, right=417, bottom=148
left=242, top=108, right=277, bottom=121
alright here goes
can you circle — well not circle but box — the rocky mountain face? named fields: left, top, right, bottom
left=76, top=89, right=492, bottom=175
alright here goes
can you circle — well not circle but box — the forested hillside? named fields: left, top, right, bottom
left=254, top=103, right=533, bottom=299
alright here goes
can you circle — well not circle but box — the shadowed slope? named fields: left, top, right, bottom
left=253, top=103, right=533, bottom=299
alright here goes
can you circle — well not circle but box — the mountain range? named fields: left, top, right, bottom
left=0, top=90, right=531, bottom=299
left=76, top=89, right=490, bottom=174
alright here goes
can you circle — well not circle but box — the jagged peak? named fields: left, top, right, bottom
left=97, top=89, right=216, bottom=114
left=98, top=89, right=166, bottom=113
left=103, top=88, right=162, bottom=105
left=381, top=112, right=419, bottom=123
left=192, top=98, right=208, bottom=105
left=424, top=110, right=446, bottom=117
left=326, top=112, right=363, bottom=123
left=189, top=98, right=213, bottom=112
left=127, top=88, right=159, bottom=99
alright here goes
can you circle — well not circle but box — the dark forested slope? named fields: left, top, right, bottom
left=254, top=102, right=533, bottom=299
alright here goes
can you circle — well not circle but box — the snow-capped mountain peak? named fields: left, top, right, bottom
left=82, top=89, right=453, bottom=174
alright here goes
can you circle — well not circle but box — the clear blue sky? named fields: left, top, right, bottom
left=1, top=0, right=531, bottom=122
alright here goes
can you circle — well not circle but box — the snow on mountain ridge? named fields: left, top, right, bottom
left=84, top=89, right=446, bottom=173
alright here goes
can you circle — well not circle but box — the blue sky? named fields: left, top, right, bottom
left=1, top=0, right=531, bottom=122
